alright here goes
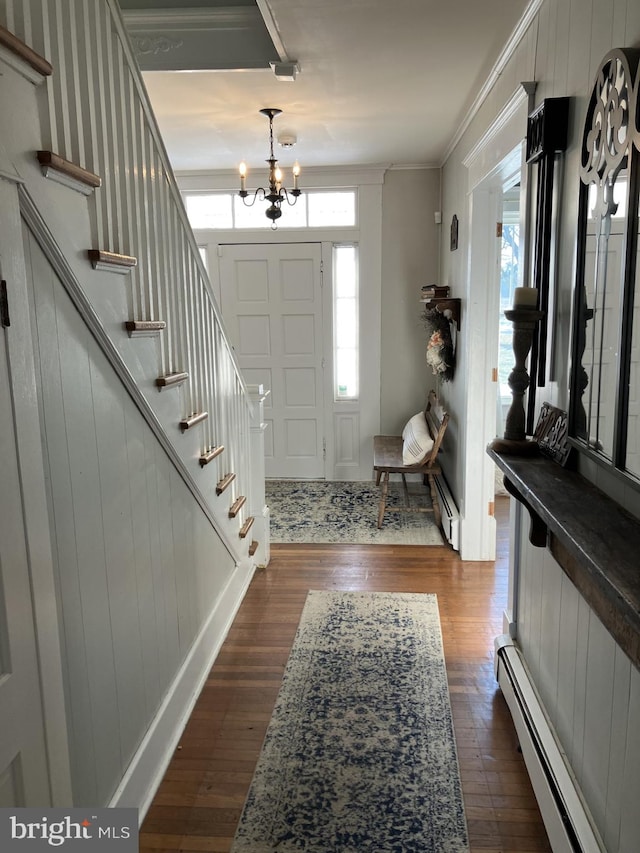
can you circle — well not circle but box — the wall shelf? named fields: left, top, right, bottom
left=488, top=446, right=640, bottom=670
left=420, top=297, right=461, bottom=329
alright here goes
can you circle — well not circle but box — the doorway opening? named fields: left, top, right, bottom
left=497, top=184, right=521, bottom=438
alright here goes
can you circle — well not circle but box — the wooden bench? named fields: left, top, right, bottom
left=373, top=392, right=449, bottom=529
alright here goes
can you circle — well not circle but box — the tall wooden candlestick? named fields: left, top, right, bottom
left=490, top=307, right=544, bottom=455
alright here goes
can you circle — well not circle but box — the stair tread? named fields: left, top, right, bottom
left=179, top=411, right=208, bottom=431
left=156, top=371, right=189, bottom=388
left=0, top=25, right=52, bottom=76
left=239, top=516, right=255, bottom=539
left=37, top=151, right=101, bottom=189
left=199, top=445, right=224, bottom=467
left=125, top=320, right=166, bottom=337
left=88, top=249, right=137, bottom=272
left=228, top=495, right=247, bottom=518
left=216, top=472, right=236, bottom=495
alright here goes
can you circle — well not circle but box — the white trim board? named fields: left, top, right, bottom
left=442, top=0, right=543, bottom=165
left=110, top=558, right=256, bottom=820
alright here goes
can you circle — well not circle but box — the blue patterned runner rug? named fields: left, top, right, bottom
left=266, top=480, right=444, bottom=545
left=231, top=591, right=469, bottom=853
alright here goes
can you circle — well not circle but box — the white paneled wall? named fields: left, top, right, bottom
left=439, top=0, right=640, bottom=849
left=24, top=224, right=239, bottom=806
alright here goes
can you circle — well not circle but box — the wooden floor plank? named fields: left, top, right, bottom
left=140, top=498, right=551, bottom=853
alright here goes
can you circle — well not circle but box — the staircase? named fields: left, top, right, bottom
left=0, top=0, right=267, bottom=814
left=0, top=0, right=263, bottom=565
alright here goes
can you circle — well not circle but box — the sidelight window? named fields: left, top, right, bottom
left=333, top=244, right=359, bottom=400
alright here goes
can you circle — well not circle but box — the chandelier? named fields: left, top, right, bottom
left=238, top=108, right=301, bottom=227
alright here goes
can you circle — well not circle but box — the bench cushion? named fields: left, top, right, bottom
left=401, top=412, right=434, bottom=464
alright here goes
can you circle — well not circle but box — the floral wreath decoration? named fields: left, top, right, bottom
left=422, top=307, right=455, bottom=381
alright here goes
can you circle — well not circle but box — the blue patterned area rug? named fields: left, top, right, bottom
left=266, top=480, right=444, bottom=546
left=231, top=591, right=469, bottom=853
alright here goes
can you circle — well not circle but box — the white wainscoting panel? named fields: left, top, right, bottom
left=24, top=225, right=242, bottom=807
left=334, top=412, right=360, bottom=474
left=515, top=513, right=640, bottom=853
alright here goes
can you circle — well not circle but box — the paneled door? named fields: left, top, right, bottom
left=0, top=317, right=51, bottom=806
left=219, top=243, right=325, bottom=478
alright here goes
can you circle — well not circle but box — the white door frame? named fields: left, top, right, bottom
left=459, top=86, right=532, bottom=560
left=181, top=169, right=383, bottom=482
left=197, top=223, right=381, bottom=480
left=0, top=175, right=72, bottom=805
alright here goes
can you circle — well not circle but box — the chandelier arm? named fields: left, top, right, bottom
left=239, top=188, right=267, bottom=208
left=280, top=187, right=302, bottom=207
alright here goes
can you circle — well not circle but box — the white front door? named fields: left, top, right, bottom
left=219, top=242, right=325, bottom=478
left=0, top=318, right=51, bottom=806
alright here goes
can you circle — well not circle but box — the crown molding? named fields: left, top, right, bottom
left=441, top=0, right=543, bottom=165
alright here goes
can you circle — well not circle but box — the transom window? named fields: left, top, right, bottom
left=184, top=190, right=357, bottom=230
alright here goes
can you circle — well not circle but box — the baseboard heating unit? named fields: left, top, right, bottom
left=495, top=636, right=605, bottom=853
left=434, top=474, right=459, bottom=551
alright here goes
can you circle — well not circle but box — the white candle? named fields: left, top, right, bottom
left=513, top=287, right=538, bottom=309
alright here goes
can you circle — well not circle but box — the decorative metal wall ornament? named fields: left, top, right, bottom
left=450, top=214, right=458, bottom=251
left=533, top=402, right=571, bottom=466
left=238, top=108, right=301, bottom=228
left=569, top=47, right=640, bottom=478
left=524, top=96, right=569, bottom=434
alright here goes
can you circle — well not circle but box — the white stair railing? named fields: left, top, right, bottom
left=4, top=0, right=258, bottom=561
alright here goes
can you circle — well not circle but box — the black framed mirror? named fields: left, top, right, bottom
left=570, top=47, right=640, bottom=480
left=525, top=97, right=569, bottom=433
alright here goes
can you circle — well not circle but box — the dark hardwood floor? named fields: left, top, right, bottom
left=140, top=498, right=551, bottom=852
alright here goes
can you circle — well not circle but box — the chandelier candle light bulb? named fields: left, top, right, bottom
left=239, top=161, right=247, bottom=192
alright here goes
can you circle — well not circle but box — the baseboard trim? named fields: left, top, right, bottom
left=109, top=557, right=256, bottom=820
left=495, top=636, right=605, bottom=853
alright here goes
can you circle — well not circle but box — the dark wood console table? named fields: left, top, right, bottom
left=488, top=447, right=640, bottom=670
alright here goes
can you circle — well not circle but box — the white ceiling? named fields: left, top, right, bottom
left=126, top=0, right=531, bottom=174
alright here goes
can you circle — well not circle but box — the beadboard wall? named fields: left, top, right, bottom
left=23, top=222, right=246, bottom=808
left=516, top=512, right=640, bottom=852
left=438, top=0, right=640, bottom=849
